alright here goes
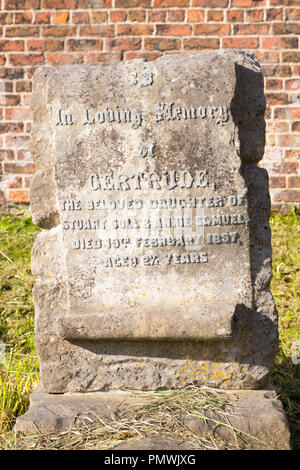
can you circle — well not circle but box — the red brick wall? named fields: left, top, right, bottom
left=0, top=0, right=299, bottom=209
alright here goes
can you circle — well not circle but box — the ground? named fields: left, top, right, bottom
left=0, top=206, right=299, bottom=450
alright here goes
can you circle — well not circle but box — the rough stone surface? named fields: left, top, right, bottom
left=30, top=50, right=278, bottom=393
left=15, top=385, right=291, bottom=450
left=112, top=437, right=192, bottom=451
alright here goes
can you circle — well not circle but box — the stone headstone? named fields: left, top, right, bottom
left=30, top=50, right=278, bottom=394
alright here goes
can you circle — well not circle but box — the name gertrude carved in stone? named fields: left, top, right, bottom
left=88, top=170, right=209, bottom=191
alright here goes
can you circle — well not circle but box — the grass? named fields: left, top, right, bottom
left=0, top=208, right=40, bottom=432
left=0, top=206, right=299, bottom=449
left=270, top=206, right=300, bottom=450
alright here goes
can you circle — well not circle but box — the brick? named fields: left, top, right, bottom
left=117, top=24, right=153, bottom=35
left=153, top=0, right=189, bottom=5
left=53, top=11, right=69, bottom=24
left=0, top=150, right=14, bottom=161
left=115, top=0, right=151, bottom=6
left=194, top=24, right=231, bottom=36
left=124, top=51, right=163, bottom=61
left=222, top=37, right=259, bottom=49
left=15, top=12, right=33, bottom=23
left=262, top=65, right=292, bottom=77
left=17, top=149, right=32, bottom=160
left=266, top=79, right=283, bottom=90
left=233, top=23, right=270, bottom=35
left=270, top=0, right=299, bottom=4
left=0, top=95, right=21, bottom=106
left=92, top=11, right=108, bottom=23
left=261, top=37, right=298, bottom=49
left=0, top=40, right=24, bottom=51
left=144, top=37, right=180, bottom=50
left=66, top=39, right=103, bottom=51
left=85, top=51, right=122, bottom=63
left=110, top=10, right=127, bottom=22
left=4, top=0, right=40, bottom=9
left=156, top=24, right=191, bottom=35
left=287, top=93, right=300, bottom=105
left=207, top=10, right=224, bottom=21
left=274, top=107, right=300, bottom=120
left=72, top=11, right=90, bottom=23
left=26, top=69, right=35, bottom=79
left=24, top=177, right=32, bottom=187
left=168, top=10, right=185, bottom=21
left=9, top=53, right=45, bottom=66
left=273, top=23, right=300, bottom=35
left=148, top=10, right=166, bottom=22
left=0, top=13, right=14, bottom=24
left=288, top=176, right=300, bottom=187
left=106, top=38, right=141, bottom=50
left=293, top=65, right=300, bottom=75
left=226, top=10, right=244, bottom=22
left=21, top=92, right=31, bottom=104
left=80, top=25, right=115, bottom=36
left=35, top=12, right=51, bottom=23
left=3, top=176, right=23, bottom=189
left=0, top=122, right=24, bottom=133
left=278, top=134, right=300, bottom=147
left=42, top=26, right=76, bottom=37
left=0, top=82, right=13, bottom=92
left=27, top=39, right=64, bottom=51
left=256, top=51, right=279, bottom=63
left=285, top=79, right=300, bottom=90
left=273, top=162, right=299, bottom=174
left=282, top=51, right=300, bottom=63
left=75, top=0, right=111, bottom=6
left=269, top=176, right=286, bottom=188
left=267, top=134, right=276, bottom=146
left=192, top=0, right=228, bottom=6
left=188, top=10, right=205, bottom=22
left=128, top=9, right=146, bottom=21
left=4, top=162, right=35, bottom=174
left=246, top=9, right=264, bottom=22
left=286, top=8, right=300, bottom=20
left=5, top=26, right=40, bottom=37
left=0, top=55, right=6, bottom=66
left=292, top=121, right=300, bottom=131
left=47, top=53, right=84, bottom=65
left=285, top=150, right=300, bottom=160
left=8, top=189, right=30, bottom=203
left=5, top=108, right=31, bottom=121
left=267, top=121, right=289, bottom=132
left=266, top=9, right=283, bottom=21
left=5, top=135, right=30, bottom=148
left=43, top=0, right=75, bottom=7
left=0, top=68, right=24, bottom=80
left=273, top=190, right=300, bottom=203
left=266, top=92, right=288, bottom=105
left=231, top=0, right=266, bottom=6
left=184, top=38, right=220, bottom=49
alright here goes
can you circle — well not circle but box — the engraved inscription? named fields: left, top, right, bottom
left=155, top=103, right=229, bottom=125
left=88, top=170, right=210, bottom=191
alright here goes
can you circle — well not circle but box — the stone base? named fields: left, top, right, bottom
left=15, top=384, right=291, bottom=450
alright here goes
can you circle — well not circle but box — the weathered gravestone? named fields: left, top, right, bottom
left=16, top=51, right=291, bottom=448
